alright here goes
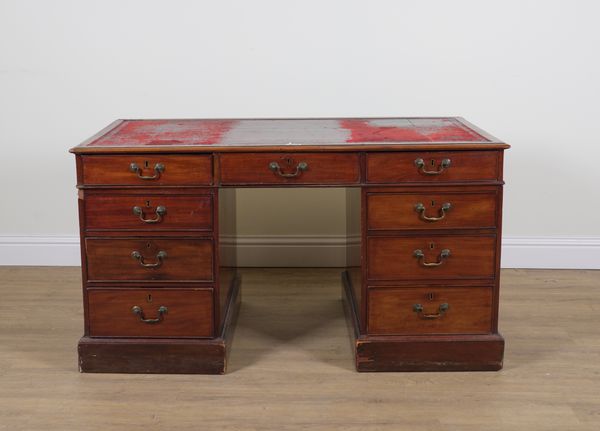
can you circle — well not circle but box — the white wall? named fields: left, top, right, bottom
left=1, top=0, right=599, bottom=267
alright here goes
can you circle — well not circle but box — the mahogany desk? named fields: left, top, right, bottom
left=70, top=118, right=509, bottom=373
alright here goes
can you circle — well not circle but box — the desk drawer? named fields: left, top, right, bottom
left=367, top=235, right=496, bottom=280
left=367, top=191, right=497, bottom=230
left=368, top=287, right=492, bottom=335
left=81, top=155, right=212, bottom=186
left=86, top=238, right=213, bottom=282
left=85, top=194, right=213, bottom=231
left=366, top=151, right=500, bottom=183
left=219, top=153, right=360, bottom=185
left=88, top=288, right=213, bottom=337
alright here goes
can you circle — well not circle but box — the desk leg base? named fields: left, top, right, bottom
left=78, top=277, right=241, bottom=374
left=341, top=274, right=504, bottom=372
left=353, top=334, right=505, bottom=372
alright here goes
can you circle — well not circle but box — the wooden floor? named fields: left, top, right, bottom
left=0, top=267, right=599, bottom=430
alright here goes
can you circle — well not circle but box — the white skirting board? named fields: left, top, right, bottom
left=0, top=235, right=599, bottom=269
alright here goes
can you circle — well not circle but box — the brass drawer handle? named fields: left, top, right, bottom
left=269, top=161, right=308, bottom=178
left=129, top=162, right=165, bottom=180
left=131, top=305, right=168, bottom=324
left=412, top=303, right=449, bottom=319
left=413, top=248, right=451, bottom=267
left=414, top=158, right=451, bottom=175
left=415, top=202, right=452, bottom=222
left=131, top=250, right=167, bottom=268
left=132, top=205, right=167, bottom=224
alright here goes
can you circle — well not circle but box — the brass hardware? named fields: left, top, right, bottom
left=129, top=162, right=165, bottom=180
left=414, top=158, right=451, bottom=175
left=413, top=248, right=451, bottom=267
left=268, top=161, right=308, bottom=178
left=131, top=305, right=168, bottom=324
left=415, top=202, right=452, bottom=222
left=131, top=250, right=167, bottom=268
left=412, top=303, right=449, bottom=319
left=132, top=205, right=167, bottom=224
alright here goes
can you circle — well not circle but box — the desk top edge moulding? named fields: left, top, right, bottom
left=71, top=117, right=508, bottom=374
left=70, top=117, right=509, bottom=153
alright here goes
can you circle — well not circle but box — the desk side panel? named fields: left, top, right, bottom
left=218, top=188, right=238, bottom=332
left=345, top=188, right=363, bottom=330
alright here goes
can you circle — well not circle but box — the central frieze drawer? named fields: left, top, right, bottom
left=81, top=155, right=212, bottom=186
left=85, top=238, right=213, bottom=282
left=88, top=288, right=214, bottom=337
left=218, top=153, right=360, bottom=185
left=367, top=191, right=497, bottom=230
left=367, top=235, right=496, bottom=280
left=85, top=194, right=213, bottom=231
left=368, top=287, right=493, bottom=335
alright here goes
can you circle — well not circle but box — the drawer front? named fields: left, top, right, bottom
left=219, top=153, right=360, bottom=185
left=85, top=194, right=213, bottom=231
left=367, top=191, right=497, bottom=230
left=86, top=238, right=213, bottom=282
left=368, top=235, right=496, bottom=280
left=88, top=288, right=213, bottom=337
left=81, top=155, right=212, bottom=186
left=368, top=287, right=492, bottom=335
left=366, top=151, right=500, bottom=183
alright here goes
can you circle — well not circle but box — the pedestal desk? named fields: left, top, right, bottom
left=70, top=117, right=509, bottom=373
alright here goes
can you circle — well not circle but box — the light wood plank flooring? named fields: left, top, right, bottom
left=0, top=267, right=599, bottom=430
